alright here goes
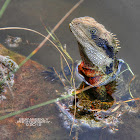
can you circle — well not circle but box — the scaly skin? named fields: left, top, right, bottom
left=69, top=16, right=122, bottom=86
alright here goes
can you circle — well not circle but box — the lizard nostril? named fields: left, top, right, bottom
left=75, top=22, right=80, bottom=25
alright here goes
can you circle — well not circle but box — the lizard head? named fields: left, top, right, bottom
left=69, top=17, right=120, bottom=73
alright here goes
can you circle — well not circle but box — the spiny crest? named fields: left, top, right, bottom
left=111, top=33, right=121, bottom=51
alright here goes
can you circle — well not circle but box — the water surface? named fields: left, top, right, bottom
left=0, top=0, right=140, bottom=140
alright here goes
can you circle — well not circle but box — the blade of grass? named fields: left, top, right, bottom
left=0, top=0, right=11, bottom=19
left=0, top=92, right=75, bottom=120
left=125, top=62, right=135, bottom=98
left=60, top=55, right=71, bottom=84
left=0, top=0, right=83, bottom=67
left=52, top=67, right=66, bottom=87
left=0, top=27, right=74, bottom=89
left=116, top=98, right=140, bottom=104
left=0, top=0, right=84, bottom=87
left=18, top=0, right=84, bottom=68
left=3, top=29, right=76, bottom=93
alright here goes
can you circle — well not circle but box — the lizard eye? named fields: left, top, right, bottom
left=90, top=28, right=97, bottom=34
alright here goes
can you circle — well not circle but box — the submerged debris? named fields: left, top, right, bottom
left=0, top=55, right=18, bottom=94
left=0, top=95, right=6, bottom=103
left=5, top=35, right=22, bottom=48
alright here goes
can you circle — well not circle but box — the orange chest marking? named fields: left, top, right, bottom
left=78, top=61, right=105, bottom=85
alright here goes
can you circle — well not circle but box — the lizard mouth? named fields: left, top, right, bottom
left=69, top=22, right=76, bottom=33
left=69, top=21, right=82, bottom=33
left=69, top=23, right=72, bottom=31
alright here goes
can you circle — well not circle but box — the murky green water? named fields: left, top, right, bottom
left=0, top=0, right=140, bottom=140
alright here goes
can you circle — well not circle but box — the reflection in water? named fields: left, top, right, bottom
left=56, top=64, right=139, bottom=133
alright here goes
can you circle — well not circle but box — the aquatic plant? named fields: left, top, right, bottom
left=0, top=0, right=11, bottom=19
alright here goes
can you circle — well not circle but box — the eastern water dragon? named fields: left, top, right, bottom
left=69, top=16, right=124, bottom=87
left=45, top=17, right=137, bottom=132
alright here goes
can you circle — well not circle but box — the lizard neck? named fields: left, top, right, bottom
left=77, top=42, right=119, bottom=86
